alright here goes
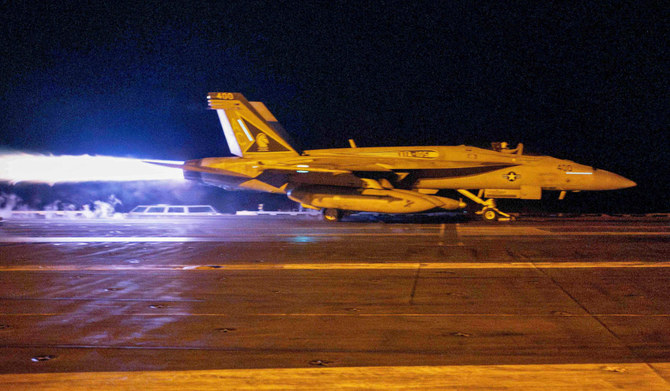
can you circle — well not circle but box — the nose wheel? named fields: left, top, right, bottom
left=480, top=208, right=498, bottom=221
left=477, top=207, right=513, bottom=222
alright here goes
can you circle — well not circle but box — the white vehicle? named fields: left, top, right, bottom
left=128, top=204, right=219, bottom=217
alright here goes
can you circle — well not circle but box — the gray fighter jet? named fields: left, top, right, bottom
left=157, top=92, right=636, bottom=221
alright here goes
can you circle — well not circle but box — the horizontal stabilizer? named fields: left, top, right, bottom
left=144, top=160, right=249, bottom=178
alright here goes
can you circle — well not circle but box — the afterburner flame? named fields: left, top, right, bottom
left=0, top=153, right=184, bottom=184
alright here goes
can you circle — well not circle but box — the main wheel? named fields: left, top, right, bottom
left=322, top=208, right=343, bottom=222
left=481, top=208, right=498, bottom=222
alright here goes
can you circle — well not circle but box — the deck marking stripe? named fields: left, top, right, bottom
left=0, top=363, right=668, bottom=390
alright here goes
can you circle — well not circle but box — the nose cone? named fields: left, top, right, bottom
left=592, top=169, right=637, bottom=190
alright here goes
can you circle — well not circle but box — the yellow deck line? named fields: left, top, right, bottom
left=1, top=363, right=669, bottom=390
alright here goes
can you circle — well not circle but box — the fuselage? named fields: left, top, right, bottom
left=187, top=145, right=635, bottom=195
left=191, top=92, right=636, bottom=219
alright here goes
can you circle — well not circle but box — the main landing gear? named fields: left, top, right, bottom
left=322, top=208, right=343, bottom=222
left=456, top=190, right=514, bottom=222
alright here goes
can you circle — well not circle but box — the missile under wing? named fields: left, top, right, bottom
left=158, top=92, right=636, bottom=221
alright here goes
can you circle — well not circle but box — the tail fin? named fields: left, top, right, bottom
left=207, top=92, right=299, bottom=157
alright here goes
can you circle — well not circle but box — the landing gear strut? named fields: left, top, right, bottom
left=457, top=190, right=514, bottom=222
left=322, top=208, right=343, bottom=222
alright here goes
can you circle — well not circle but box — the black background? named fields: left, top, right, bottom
left=1, top=2, right=667, bottom=213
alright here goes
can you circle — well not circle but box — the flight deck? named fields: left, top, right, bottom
left=0, top=215, right=668, bottom=389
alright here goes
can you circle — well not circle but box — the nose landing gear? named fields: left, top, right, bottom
left=477, top=207, right=513, bottom=222
left=479, top=207, right=499, bottom=222
left=457, top=189, right=514, bottom=222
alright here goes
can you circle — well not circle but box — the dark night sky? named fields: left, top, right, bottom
left=0, top=1, right=667, bottom=212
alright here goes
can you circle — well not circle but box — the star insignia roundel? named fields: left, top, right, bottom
left=504, top=172, right=519, bottom=182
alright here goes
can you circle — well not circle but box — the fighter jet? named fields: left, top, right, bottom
left=158, top=92, right=636, bottom=221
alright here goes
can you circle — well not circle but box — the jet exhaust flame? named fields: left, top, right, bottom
left=0, top=153, right=185, bottom=184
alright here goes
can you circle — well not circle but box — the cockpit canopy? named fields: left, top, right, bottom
left=491, top=142, right=524, bottom=155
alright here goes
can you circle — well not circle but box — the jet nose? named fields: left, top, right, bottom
left=620, top=177, right=637, bottom=188
left=592, top=169, right=636, bottom=190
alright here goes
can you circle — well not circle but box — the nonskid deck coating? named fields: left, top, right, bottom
left=0, top=216, right=668, bottom=389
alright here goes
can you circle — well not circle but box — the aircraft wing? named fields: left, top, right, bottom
left=150, top=157, right=517, bottom=179
left=265, top=156, right=515, bottom=173
left=148, top=157, right=518, bottom=191
left=250, top=157, right=519, bottom=190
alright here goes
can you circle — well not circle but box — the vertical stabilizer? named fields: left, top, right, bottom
left=207, top=92, right=298, bottom=157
